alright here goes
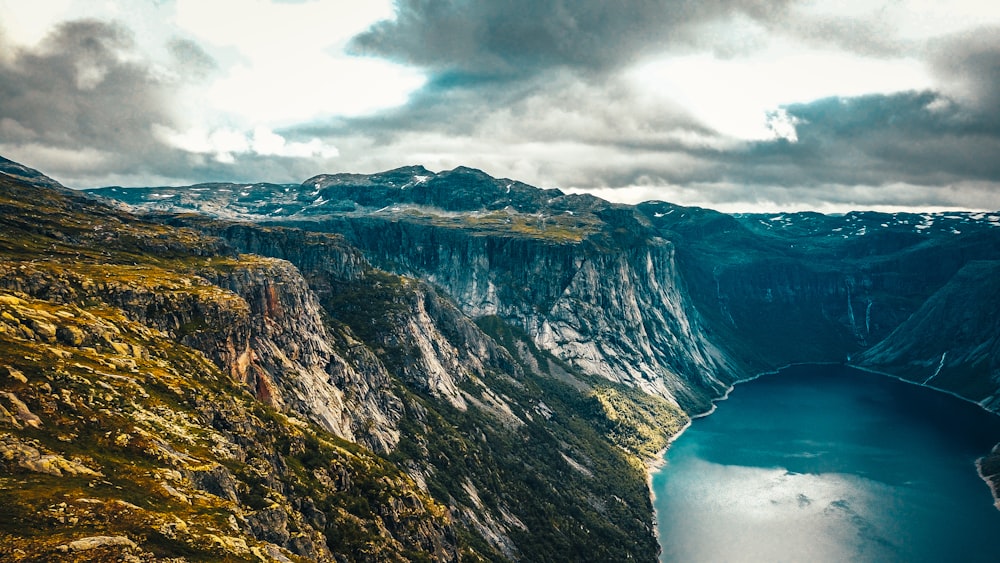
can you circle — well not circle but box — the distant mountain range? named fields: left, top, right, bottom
left=1, top=156, right=998, bottom=561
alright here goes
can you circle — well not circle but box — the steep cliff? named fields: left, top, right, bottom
left=857, top=260, right=1000, bottom=409
left=321, top=274, right=666, bottom=561
left=306, top=214, right=734, bottom=413
left=640, top=202, right=1000, bottom=369
left=94, top=169, right=739, bottom=414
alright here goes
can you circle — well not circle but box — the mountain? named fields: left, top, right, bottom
left=4, top=156, right=1000, bottom=560
left=92, top=168, right=743, bottom=413
left=2, top=160, right=670, bottom=561
left=0, top=161, right=458, bottom=561
left=91, top=166, right=1000, bottom=396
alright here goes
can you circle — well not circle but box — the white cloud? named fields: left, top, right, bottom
left=174, top=0, right=425, bottom=124
left=250, top=127, right=339, bottom=159
left=798, top=0, right=1000, bottom=42
left=0, top=0, right=74, bottom=48
left=765, top=108, right=801, bottom=143
left=154, top=125, right=338, bottom=163
left=201, top=55, right=424, bottom=124
left=629, top=45, right=931, bottom=141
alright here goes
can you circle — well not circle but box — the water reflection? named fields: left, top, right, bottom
left=652, top=365, right=1000, bottom=563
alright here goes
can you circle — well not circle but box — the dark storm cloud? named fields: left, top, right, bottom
left=665, top=90, right=1000, bottom=208
left=717, top=28, right=1000, bottom=199
left=0, top=20, right=174, bottom=168
left=928, top=26, right=1000, bottom=114
left=339, top=0, right=1000, bottom=210
left=349, top=0, right=794, bottom=79
left=297, top=67, right=709, bottom=147
left=0, top=19, right=156, bottom=134
left=0, top=19, right=334, bottom=187
left=776, top=13, right=909, bottom=58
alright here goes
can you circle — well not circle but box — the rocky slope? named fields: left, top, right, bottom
left=4, top=159, right=675, bottom=561
left=0, top=168, right=459, bottom=561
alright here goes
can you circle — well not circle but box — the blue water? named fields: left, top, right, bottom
left=652, top=364, right=1000, bottom=563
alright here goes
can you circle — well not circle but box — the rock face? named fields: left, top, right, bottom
left=320, top=216, right=734, bottom=412
left=197, top=259, right=404, bottom=453
left=0, top=245, right=402, bottom=455
left=95, top=168, right=739, bottom=412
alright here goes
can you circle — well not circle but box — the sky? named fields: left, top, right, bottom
left=1, top=1, right=999, bottom=212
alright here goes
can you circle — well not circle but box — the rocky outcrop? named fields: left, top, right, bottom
left=0, top=288, right=459, bottom=562
left=0, top=254, right=402, bottom=454
left=198, top=258, right=403, bottom=453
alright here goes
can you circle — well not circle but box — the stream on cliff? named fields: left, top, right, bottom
left=652, top=364, right=1000, bottom=563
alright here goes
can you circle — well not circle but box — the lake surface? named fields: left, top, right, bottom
left=652, top=364, right=1000, bottom=563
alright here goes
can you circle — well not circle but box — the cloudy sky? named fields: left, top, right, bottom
left=1, top=0, right=999, bottom=212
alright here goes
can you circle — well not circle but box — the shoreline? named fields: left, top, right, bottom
left=848, top=363, right=1000, bottom=510
left=645, top=361, right=1000, bottom=543
left=845, top=363, right=997, bottom=412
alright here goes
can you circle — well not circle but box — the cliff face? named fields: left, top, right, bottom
left=0, top=248, right=403, bottom=456
left=96, top=169, right=739, bottom=413
left=301, top=215, right=734, bottom=413
left=197, top=260, right=404, bottom=453
left=639, top=202, right=1000, bottom=371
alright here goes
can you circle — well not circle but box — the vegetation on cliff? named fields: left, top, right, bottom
left=0, top=171, right=458, bottom=561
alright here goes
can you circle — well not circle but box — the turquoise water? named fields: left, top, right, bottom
left=652, top=364, right=1000, bottom=562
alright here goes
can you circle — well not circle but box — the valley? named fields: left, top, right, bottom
left=2, top=155, right=999, bottom=561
